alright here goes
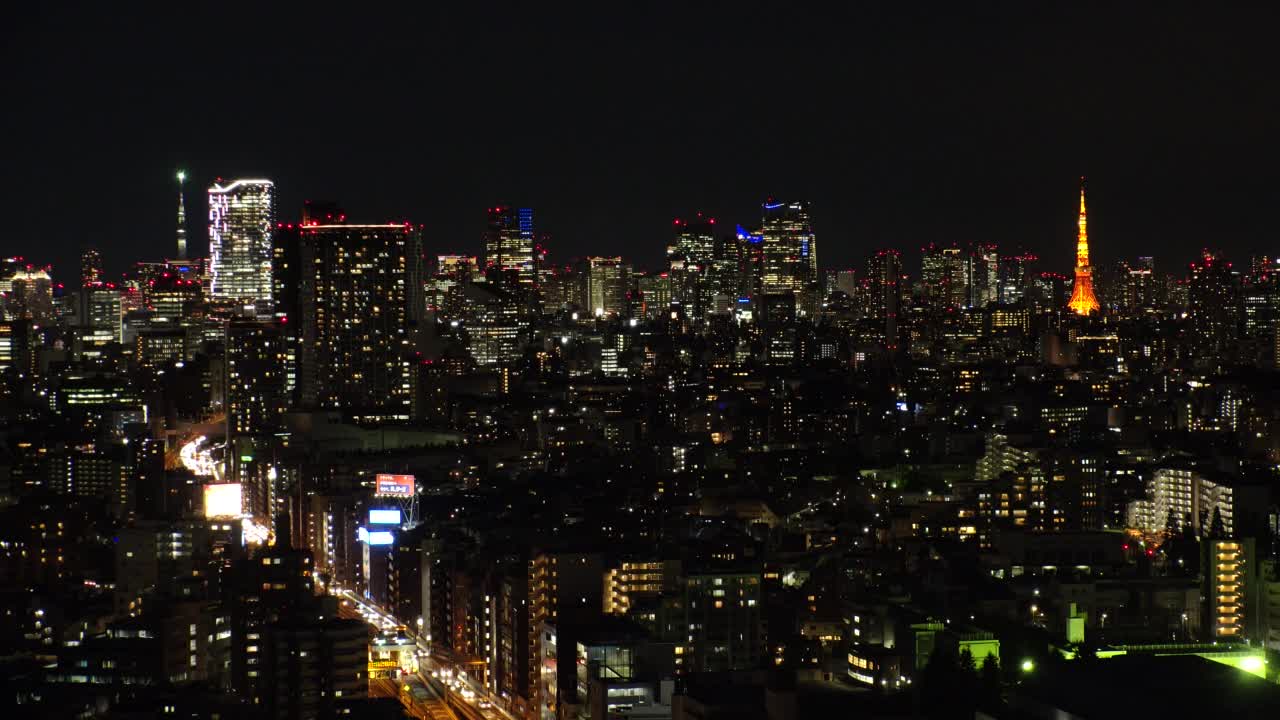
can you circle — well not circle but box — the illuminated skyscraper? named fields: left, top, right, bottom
left=759, top=201, right=817, bottom=295
left=920, top=244, right=968, bottom=309
left=998, top=252, right=1037, bottom=305
left=1121, top=256, right=1156, bottom=315
left=208, top=179, right=275, bottom=305
left=1067, top=178, right=1100, bottom=315
left=8, top=267, right=54, bottom=324
left=586, top=256, right=629, bottom=317
left=79, top=282, right=122, bottom=347
left=968, top=244, right=999, bottom=308
left=669, top=215, right=716, bottom=318
left=175, top=170, right=189, bottom=260
left=484, top=206, right=535, bottom=286
left=80, top=248, right=103, bottom=288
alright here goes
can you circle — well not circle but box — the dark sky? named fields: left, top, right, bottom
left=4, top=4, right=1277, bottom=279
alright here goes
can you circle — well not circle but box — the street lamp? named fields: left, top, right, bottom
left=1020, top=659, right=1035, bottom=673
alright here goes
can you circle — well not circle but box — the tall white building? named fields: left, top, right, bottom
left=208, top=179, right=275, bottom=305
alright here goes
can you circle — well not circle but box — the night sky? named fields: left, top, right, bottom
left=5, top=4, right=1277, bottom=279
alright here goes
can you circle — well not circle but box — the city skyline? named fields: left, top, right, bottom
left=10, top=171, right=1268, bottom=289
left=6, top=6, right=1280, bottom=720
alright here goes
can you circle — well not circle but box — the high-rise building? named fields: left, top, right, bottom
left=968, top=244, right=999, bottom=308
left=865, top=250, right=903, bottom=349
left=1242, top=273, right=1280, bottom=369
left=998, top=252, right=1037, bottom=305
left=465, top=275, right=523, bottom=367
left=225, top=317, right=287, bottom=437
left=208, top=179, right=275, bottom=305
left=175, top=170, right=189, bottom=260
left=758, top=201, right=817, bottom=298
left=225, top=315, right=288, bottom=527
left=485, top=206, right=536, bottom=286
left=79, top=283, right=123, bottom=347
left=279, top=222, right=421, bottom=419
left=1121, top=256, right=1157, bottom=315
left=586, top=257, right=629, bottom=317
left=8, top=267, right=54, bottom=324
left=428, top=255, right=479, bottom=319
left=920, top=245, right=968, bottom=309
left=80, top=248, right=103, bottom=287
left=1188, top=250, right=1242, bottom=368
left=669, top=215, right=717, bottom=318
left=1067, top=178, right=1101, bottom=315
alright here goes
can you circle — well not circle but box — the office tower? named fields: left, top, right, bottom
left=920, top=244, right=968, bottom=309
left=1188, top=250, right=1243, bottom=368
left=1121, top=256, right=1156, bottom=315
left=636, top=272, right=672, bottom=319
left=968, top=244, right=999, bottom=308
left=279, top=222, right=421, bottom=418
left=8, top=267, right=54, bottom=324
left=998, top=252, right=1037, bottom=304
left=758, top=200, right=817, bottom=296
left=80, top=248, right=103, bottom=287
left=1067, top=178, right=1101, bottom=315
left=669, top=215, right=716, bottom=318
left=79, top=283, right=123, bottom=347
left=149, top=273, right=203, bottom=324
left=485, top=206, right=535, bottom=286
left=208, top=179, right=275, bottom=305
left=466, top=273, right=523, bottom=366
left=175, top=170, right=189, bottom=259
left=428, top=255, right=479, bottom=318
left=586, top=256, right=629, bottom=317
left=669, top=214, right=716, bottom=266
left=865, top=249, right=903, bottom=349
left=835, top=269, right=858, bottom=299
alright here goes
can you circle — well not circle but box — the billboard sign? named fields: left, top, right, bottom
left=357, top=526, right=395, bottom=545
left=369, top=509, right=402, bottom=525
left=203, top=483, right=243, bottom=518
left=375, top=474, right=415, bottom=497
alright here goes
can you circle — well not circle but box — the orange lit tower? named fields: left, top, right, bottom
left=1067, top=177, right=1100, bottom=315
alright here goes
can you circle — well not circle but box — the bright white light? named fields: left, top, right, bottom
left=203, top=483, right=242, bottom=518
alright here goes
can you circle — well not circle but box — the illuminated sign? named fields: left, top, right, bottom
left=375, top=474, right=415, bottom=497
left=358, top=526, right=395, bottom=545
left=369, top=509, right=401, bottom=525
left=368, top=660, right=399, bottom=670
left=203, top=483, right=243, bottom=518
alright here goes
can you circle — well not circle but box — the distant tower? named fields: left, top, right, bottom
left=176, top=170, right=189, bottom=260
left=1067, top=177, right=1101, bottom=315
left=80, top=247, right=103, bottom=287
left=484, top=206, right=535, bottom=286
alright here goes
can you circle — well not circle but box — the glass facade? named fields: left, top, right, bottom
left=208, top=180, right=275, bottom=304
